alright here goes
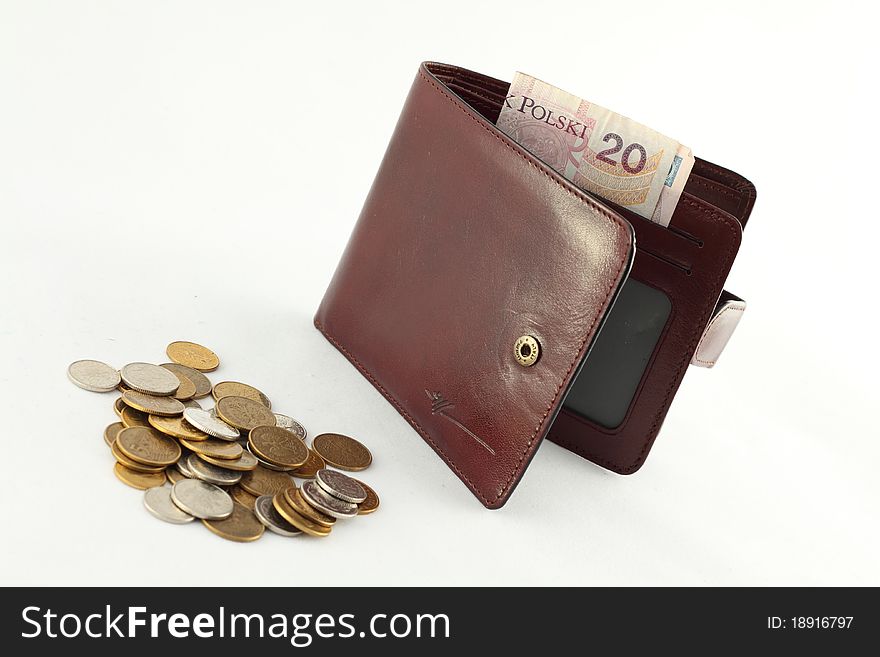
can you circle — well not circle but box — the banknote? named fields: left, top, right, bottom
left=496, top=72, right=694, bottom=227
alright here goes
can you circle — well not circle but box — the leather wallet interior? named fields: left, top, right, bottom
left=316, top=62, right=756, bottom=507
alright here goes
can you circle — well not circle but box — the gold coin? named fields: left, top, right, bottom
left=116, top=426, right=182, bottom=467
left=352, top=478, right=380, bottom=515
left=160, top=363, right=213, bottom=399
left=122, top=389, right=184, bottom=417
left=114, top=462, right=166, bottom=489
left=180, top=437, right=243, bottom=460
left=113, top=397, right=125, bottom=418
left=212, top=381, right=271, bottom=408
left=166, top=341, right=220, bottom=372
left=311, top=433, right=372, bottom=471
left=272, top=492, right=331, bottom=537
left=239, top=464, right=293, bottom=497
left=111, top=440, right=166, bottom=473
left=104, top=422, right=125, bottom=447
left=215, top=395, right=276, bottom=432
left=248, top=425, right=309, bottom=468
left=148, top=414, right=209, bottom=441
left=290, top=448, right=326, bottom=479
left=286, top=486, right=335, bottom=527
left=166, top=467, right=187, bottom=485
left=120, top=405, right=151, bottom=428
left=170, top=373, right=196, bottom=401
left=197, top=450, right=259, bottom=472
left=229, top=485, right=258, bottom=510
left=202, top=502, right=264, bottom=542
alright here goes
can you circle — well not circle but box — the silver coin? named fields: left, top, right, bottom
left=170, top=479, right=233, bottom=520
left=273, top=413, right=307, bottom=440
left=187, top=454, right=241, bottom=486
left=316, top=468, right=367, bottom=503
left=68, top=360, right=121, bottom=392
left=120, top=362, right=180, bottom=396
left=245, top=443, right=292, bottom=471
left=176, top=456, right=194, bottom=478
left=301, top=480, right=358, bottom=518
left=253, top=495, right=302, bottom=537
left=143, top=486, right=194, bottom=524
left=183, top=407, right=240, bottom=440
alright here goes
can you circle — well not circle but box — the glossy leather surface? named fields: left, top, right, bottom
left=315, top=62, right=634, bottom=508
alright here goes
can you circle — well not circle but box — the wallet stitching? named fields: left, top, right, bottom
left=690, top=176, right=738, bottom=199
left=316, top=70, right=631, bottom=505
left=552, top=196, right=740, bottom=472
left=696, top=159, right=753, bottom=196
left=419, top=69, right=631, bottom=502
left=692, top=304, right=744, bottom=366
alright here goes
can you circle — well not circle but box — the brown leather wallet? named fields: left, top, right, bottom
left=315, top=62, right=756, bottom=509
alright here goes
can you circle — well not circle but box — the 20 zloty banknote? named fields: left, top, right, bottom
left=497, top=72, right=694, bottom=227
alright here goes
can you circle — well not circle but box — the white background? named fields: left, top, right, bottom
left=1, top=1, right=877, bottom=586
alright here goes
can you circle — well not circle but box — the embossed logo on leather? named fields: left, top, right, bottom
left=425, top=390, right=495, bottom=455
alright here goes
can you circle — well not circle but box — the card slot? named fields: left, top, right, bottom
left=639, top=247, right=692, bottom=276
left=602, top=196, right=706, bottom=257
left=665, top=225, right=704, bottom=248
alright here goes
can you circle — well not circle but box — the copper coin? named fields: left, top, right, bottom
left=272, top=492, right=331, bottom=537
left=166, top=341, right=220, bottom=372
left=166, top=468, right=187, bottom=485
left=249, top=425, right=309, bottom=469
left=245, top=443, right=293, bottom=472
left=113, top=397, right=126, bottom=418
left=121, top=390, right=185, bottom=417
left=212, top=381, right=271, bottom=408
left=285, top=486, right=335, bottom=527
left=161, top=363, right=213, bottom=398
left=104, top=422, right=125, bottom=448
left=352, top=478, right=380, bottom=515
left=202, top=502, right=264, bottom=542
left=239, top=465, right=293, bottom=497
left=148, top=414, right=209, bottom=441
left=215, top=395, right=276, bottom=432
left=111, top=440, right=166, bottom=473
left=229, top=485, right=259, bottom=510
left=179, top=437, right=243, bottom=461
left=290, top=448, right=326, bottom=479
left=116, top=426, right=181, bottom=467
left=120, top=405, right=151, bottom=429
left=170, top=373, right=197, bottom=401
left=197, top=450, right=258, bottom=472
left=311, top=433, right=372, bottom=471
left=114, top=463, right=166, bottom=489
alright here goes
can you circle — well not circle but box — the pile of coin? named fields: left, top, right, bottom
left=68, top=341, right=378, bottom=542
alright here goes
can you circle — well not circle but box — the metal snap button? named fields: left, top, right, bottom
left=514, top=335, right=540, bottom=367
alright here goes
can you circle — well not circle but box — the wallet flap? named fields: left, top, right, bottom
left=315, top=62, right=634, bottom=508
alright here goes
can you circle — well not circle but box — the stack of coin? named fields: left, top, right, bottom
left=69, top=341, right=379, bottom=542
